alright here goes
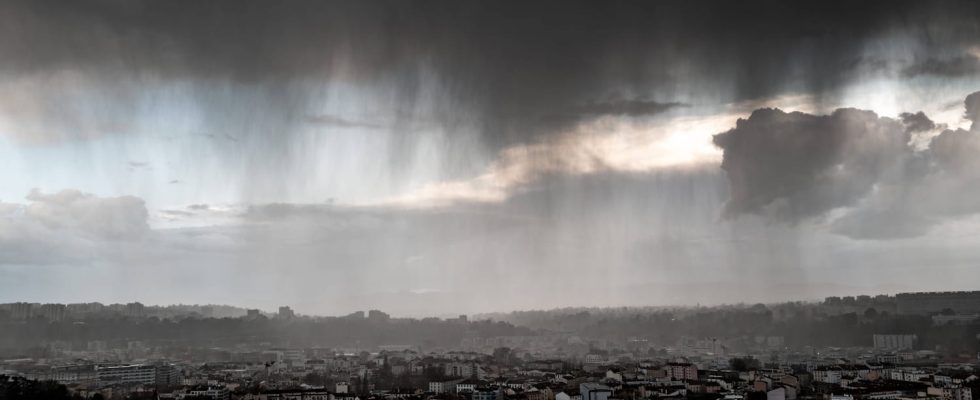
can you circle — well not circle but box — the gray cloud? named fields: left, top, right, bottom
left=0, top=189, right=149, bottom=265
left=571, top=99, right=687, bottom=117
left=715, top=91, right=980, bottom=239
left=966, top=91, right=980, bottom=129
left=2, top=0, right=978, bottom=151
left=902, top=54, right=980, bottom=78
left=829, top=125, right=980, bottom=239
left=899, top=111, right=937, bottom=133
left=713, top=108, right=912, bottom=222
left=829, top=198, right=937, bottom=240
left=539, top=99, right=687, bottom=128
left=22, top=189, right=149, bottom=240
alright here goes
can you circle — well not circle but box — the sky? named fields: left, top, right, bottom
left=2, top=0, right=980, bottom=316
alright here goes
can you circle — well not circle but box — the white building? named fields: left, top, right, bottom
left=873, top=334, right=917, bottom=350
left=429, top=379, right=462, bottom=394
left=928, top=386, right=973, bottom=400
left=580, top=383, right=612, bottom=400
left=767, top=387, right=786, bottom=400
left=456, top=379, right=483, bottom=393
left=813, top=368, right=842, bottom=384
left=186, top=386, right=230, bottom=400
left=96, top=364, right=157, bottom=385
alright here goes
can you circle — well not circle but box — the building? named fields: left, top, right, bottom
left=456, top=378, right=485, bottom=393
left=155, top=364, right=180, bottom=387
left=583, top=354, right=605, bottom=370
left=767, top=387, right=786, bottom=400
left=126, top=302, right=145, bottom=318
left=244, top=389, right=331, bottom=400
left=162, top=386, right=230, bottom=400
left=873, top=334, right=918, bottom=350
left=473, top=387, right=501, bottom=400
left=38, top=303, right=67, bottom=321
left=10, top=302, right=33, bottom=320
left=927, top=386, right=973, bottom=400
left=444, top=362, right=480, bottom=378
left=24, top=364, right=97, bottom=384
left=368, top=309, right=390, bottom=322
left=527, top=360, right=564, bottom=371
left=278, top=306, right=295, bottom=319
left=667, top=362, right=699, bottom=381
left=580, top=383, right=612, bottom=400
left=96, top=364, right=157, bottom=385
left=813, top=367, right=843, bottom=384
left=429, top=378, right=464, bottom=394
left=188, top=386, right=230, bottom=400
left=606, top=369, right=623, bottom=382
left=895, top=291, right=980, bottom=315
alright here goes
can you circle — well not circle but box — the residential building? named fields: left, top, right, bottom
left=581, top=383, right=612, bottom=400
left=667, top=362, right=699, bottom=381
left=96, top=364, right=157, bottom=385
left=873, top=334, right=918, bottom=350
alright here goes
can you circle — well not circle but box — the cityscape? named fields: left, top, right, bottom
left=3, top=0, right=980, bottom=399
left=1, top=291, right=979, bottom=399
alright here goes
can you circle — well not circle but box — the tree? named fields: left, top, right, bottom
left=729, top=357, right=760, bottom=372
left=0, top=375, right=73, bottom=399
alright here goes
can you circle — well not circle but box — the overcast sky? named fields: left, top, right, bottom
left=2, top=0, right=980, bottom=316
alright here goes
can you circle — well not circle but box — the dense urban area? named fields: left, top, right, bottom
left=1, top=291, right=978, bottom=400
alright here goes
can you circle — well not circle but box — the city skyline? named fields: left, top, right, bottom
left=2, top=289, right=980, bottom=320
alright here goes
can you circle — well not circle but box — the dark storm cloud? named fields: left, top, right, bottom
left=830, top=122, right=980, bottom=239
left=539, top=100, right=687, bottom=128
left=712, top=108, right=912, bottom=221
left=573, top=100, right=687, bottom=118
left=3, top=0, right=979, bottom=149
left=716, top=91, right=980, bottom=239
left=966, top=91, right=980, bottom=129
left=899, top=111, right=937, bottom=133
left=902, top=54, right=980, bottom=78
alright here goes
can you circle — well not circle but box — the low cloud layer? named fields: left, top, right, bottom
left=0, top=189, right=148, bottom=264
left=902, top=53, right=980, bottom=78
